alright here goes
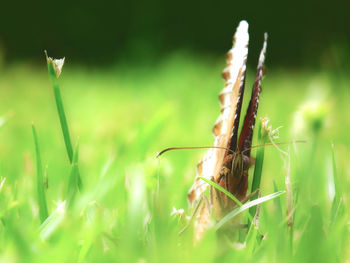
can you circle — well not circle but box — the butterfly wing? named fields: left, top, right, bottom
left=231, top=34, right=267, bottom=201
left=188, top=21, right=249, bottom=243
left=187, top=21, right=249, bottom=208
left=188, top=21, right=249, bottom=234
left=238, top=33, right=268, bottom=156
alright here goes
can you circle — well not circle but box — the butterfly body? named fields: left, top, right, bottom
left=211, top=147, right=255, bottom=219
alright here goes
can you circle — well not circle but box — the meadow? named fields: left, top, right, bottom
left=0, top=51, right=349, bottom=262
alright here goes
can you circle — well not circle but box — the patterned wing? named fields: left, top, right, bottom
left=238, top=33, right=267, bottom=157
left=188, top=21, right=249, bottom=208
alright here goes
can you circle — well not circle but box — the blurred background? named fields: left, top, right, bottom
left=0, top=0, right=349, bottom=69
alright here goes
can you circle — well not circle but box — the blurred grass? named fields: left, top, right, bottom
left=0, top=52, right=349, bottom=262
left=32, top=123, right=49, bottom=223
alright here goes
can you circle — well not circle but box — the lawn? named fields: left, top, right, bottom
left=0, top=52, right=349, bottom=262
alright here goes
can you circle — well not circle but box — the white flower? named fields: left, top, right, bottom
left=45, top=50, right=65, bottom=78
left=170, top=207, right=185, bottom=217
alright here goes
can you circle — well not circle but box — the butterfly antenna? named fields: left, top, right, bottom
left=157, top=146, right=236, bottom=158
left=241, top=140, right=306, bottom=155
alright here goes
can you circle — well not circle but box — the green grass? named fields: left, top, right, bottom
left=32, top=123, right=49, bottom=223
left=0, top=52, right=349, bottom=262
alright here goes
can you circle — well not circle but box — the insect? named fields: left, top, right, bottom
left=187, top=20, right=268, bottom=241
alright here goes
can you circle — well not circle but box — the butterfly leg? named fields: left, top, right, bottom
left=220, top=167, right=231, bottom=192
left=179, top=194, right=211, bottom=236
left=211, top=167, right=232, bottom=219
left=240, top=189, right=259, bottom=204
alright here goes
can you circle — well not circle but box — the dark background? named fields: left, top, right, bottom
left=1, top=0, right=349, bottom=68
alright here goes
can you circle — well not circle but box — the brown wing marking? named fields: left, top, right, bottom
left=238, top=33, right=267, bottom=157
left=187, top=21, right=249, bottom=208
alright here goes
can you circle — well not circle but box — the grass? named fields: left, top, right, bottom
left=0, top=52, right=349, bottom=262
left=32, top=123, right=49, bottom=223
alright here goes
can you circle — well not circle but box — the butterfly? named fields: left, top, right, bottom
left=187, top=20, right=268, bottom=241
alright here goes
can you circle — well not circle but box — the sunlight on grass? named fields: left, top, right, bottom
left=0, top=53, right=349, bottom=262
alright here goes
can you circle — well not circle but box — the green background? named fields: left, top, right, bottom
left=1, top=0, right=349, bottom=67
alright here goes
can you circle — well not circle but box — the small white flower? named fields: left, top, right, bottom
left=261, top=117, right=281, bottom=141
left=170, top=207, right=185, bottom=217
left=45, top=51, right=65, bottom=78
left=52, top=58, right=65, bottom=78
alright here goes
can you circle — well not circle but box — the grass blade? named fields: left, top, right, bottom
left=249, top=120, right=266, bottom=218
left=215, top=190, right=285, bottom=230
left=273, top=181, right=283, bottom=222
left=45, top=52, right=82, bottom=190
left=67, top=141, right=80, bottom=206
left=32, top=123, right=49, bottom=223
left=330, top=143, right=343, bottom=225
left=45, top=52, right=73, bottom=163
left=39, top=201, right=66, bottom=240
left=199, top=176, right=242, bottom=207
left=200, top=176, right=255, bottom=223
left=245, top=220, right=260, bottom=255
